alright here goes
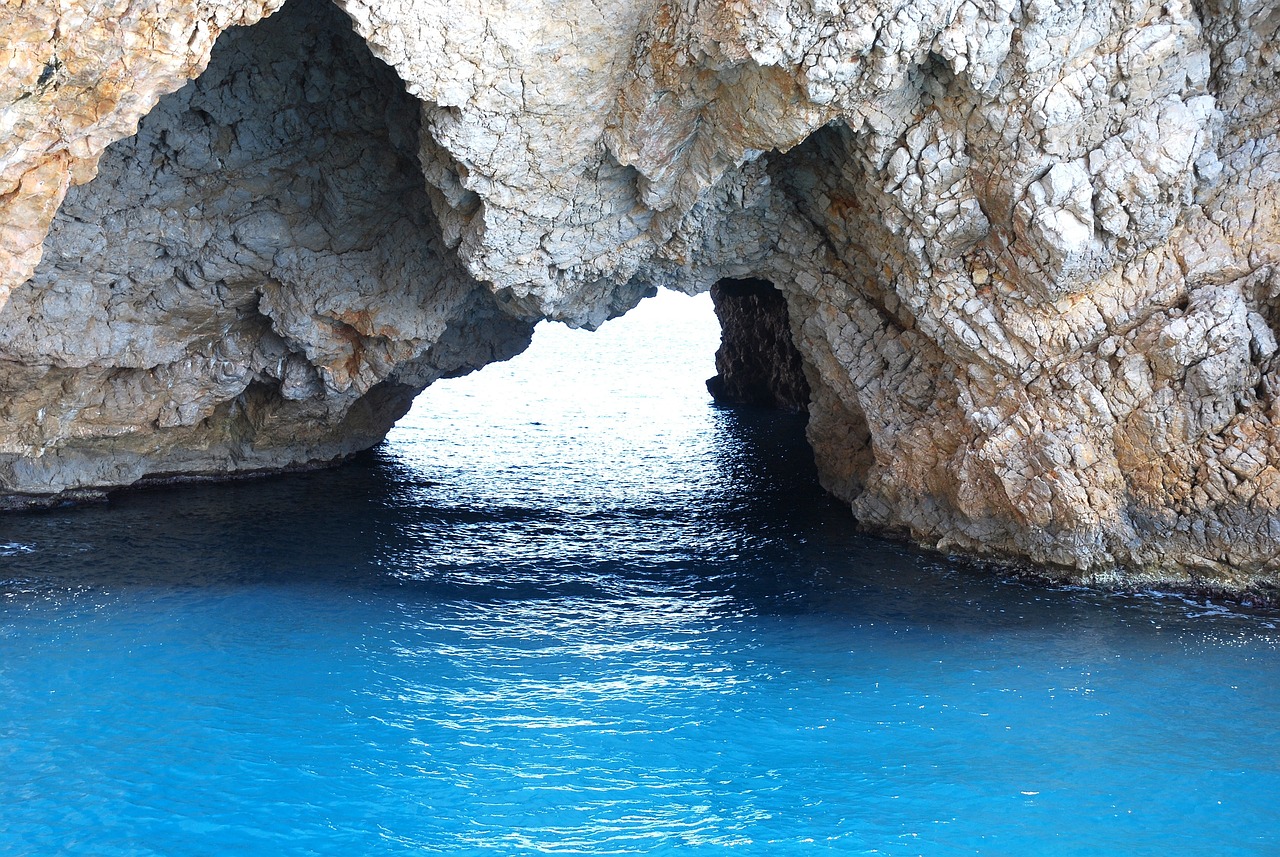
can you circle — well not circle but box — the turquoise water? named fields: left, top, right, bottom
left=2, top=292, right=1278, bottom=855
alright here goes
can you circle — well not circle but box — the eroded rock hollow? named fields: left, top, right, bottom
left=1, top=0, right=1278, bottom=594
left=0, top=0, right=533, bottom=502
left=706, top=278, right=811, bottom=412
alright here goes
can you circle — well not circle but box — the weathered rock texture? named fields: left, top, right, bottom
left=0, top=0, right=532, bottom=503
left=1, top=0, right=1279, bottom=593
left=0, top=0, right=285, bottom=306
left=707, top=278, right=811, bottom=411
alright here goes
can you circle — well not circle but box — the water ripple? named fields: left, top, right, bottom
left=1, top=292, right=1278, bottom=854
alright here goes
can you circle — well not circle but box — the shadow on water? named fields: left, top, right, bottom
left=3, top=403, right=1278, bottom=642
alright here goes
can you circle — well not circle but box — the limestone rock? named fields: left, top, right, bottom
left=1, top=0, right=1278, bottom=595
left=0, top=0, right=285, bottom=307
left=0, top=0, right=532, bottom=504
left=706, top=278, right=810, bottom=412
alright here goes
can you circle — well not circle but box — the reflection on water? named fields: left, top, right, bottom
left=1, top=291, right=1279, bottom=855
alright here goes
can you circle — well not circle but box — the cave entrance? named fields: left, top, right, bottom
left=384, top=287, right=818, bottom=522
left=0, top=0, right=817, bottom=508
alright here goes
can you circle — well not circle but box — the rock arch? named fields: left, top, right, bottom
left=0, top=0, right=1278, bottom=596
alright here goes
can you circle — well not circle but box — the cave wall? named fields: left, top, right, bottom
left=1, top=0, right=1279, bottom=592
left=706, top=278, right=811, bottom=412
left=0, top=0, right=532, bottom=503
left=0, top=0, right=286, bottom=305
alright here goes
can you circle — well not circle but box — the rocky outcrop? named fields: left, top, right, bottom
left=707, top=278, right=810, bottom=411
left=0, top=0, right=532, bottom=504
left=1, top=0, right=1279, bottom=594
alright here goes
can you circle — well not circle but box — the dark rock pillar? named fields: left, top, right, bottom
left=706, top=278, right=810, bottom=413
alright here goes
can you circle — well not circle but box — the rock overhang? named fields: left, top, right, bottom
left=0, top=0, right=1277, bottom=596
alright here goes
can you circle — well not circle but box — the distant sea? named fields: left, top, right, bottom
left=2, top=290, right=1277, bottom=855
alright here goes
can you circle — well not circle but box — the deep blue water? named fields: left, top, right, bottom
left=2, top=291, right=1278, bottom=855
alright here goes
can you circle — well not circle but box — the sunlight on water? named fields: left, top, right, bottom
left=1, top=290, right=1279, bottom=855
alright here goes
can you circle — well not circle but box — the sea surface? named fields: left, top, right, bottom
left=1, top=290, right=1278, bottom=856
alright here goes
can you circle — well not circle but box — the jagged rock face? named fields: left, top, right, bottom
left=1, top=0, right=1279, bottom=592
left=0, top=0, right=532, bottom=503
left=0, top=0, right=285, bottom=305
left=706, top=279, right=811, bottom=412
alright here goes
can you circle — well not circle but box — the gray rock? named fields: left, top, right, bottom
left=0, top=0, right=1278, bottom=596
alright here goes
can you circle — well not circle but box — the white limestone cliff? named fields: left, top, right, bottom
left=1, top=0, right=1277, bottom=594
